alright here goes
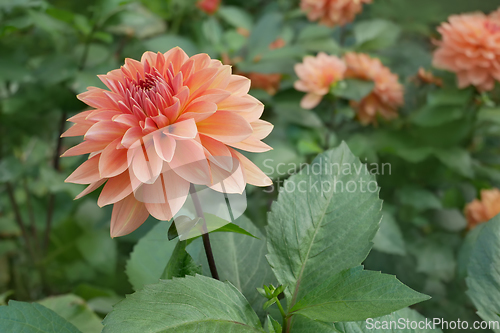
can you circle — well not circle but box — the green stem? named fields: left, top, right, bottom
left=189, top=184, right=220, bottom=280
left=276, top=299, right=288, bottom=331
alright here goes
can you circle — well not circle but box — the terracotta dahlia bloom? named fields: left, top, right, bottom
left=465, top=188, right=500, bottom=229
left=343, top=52, right=404, bottom=125
left=63, top=48, right=273, bottom=237
left=433, top=9, right=500, bottom=92
left=294, top=52, right=346, bottom=109
left=300, top=0, right=372, bottom=27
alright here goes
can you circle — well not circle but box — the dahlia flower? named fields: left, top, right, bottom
left=433, top=9, right=500, bottom=92
left=294, top=52, right=346, bottom=109
left=63, top=48, right=273, bottom=237
left=343, top=52, right=404, bottom=125
left=197, top=0, right=220, bottom=15
left=300, top=0, right=372, bottom=27
left=465, top=188, right=500, bottom=229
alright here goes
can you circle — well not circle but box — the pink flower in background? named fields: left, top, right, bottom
left=344, top=52, right=404, bottom=125
left=433, top=9, right=500, bottom=92
left=294, top=52, right=346, bottom=109
left=63, top=48, right=273, bottom=237
left=197, top=0, right=221, bottom=15
left=300, top=0, right=372, bottom=27
left=465, top=188, right=500, bottom=229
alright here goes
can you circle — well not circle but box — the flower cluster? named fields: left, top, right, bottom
left=433, top=8, right=500, bottom=92
left=294, top=52, right=404, bottom=125
left=300, top=0, right=372, bottom=27
left=63, top=49, right=273, bottom=237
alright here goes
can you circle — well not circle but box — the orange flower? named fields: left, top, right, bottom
left=294, top=52, right=346, bottom=109
left=433, top=9, right=500, bottom=92
left=243, top=73, right=282, bottom=95
left=300, top=0, right=372, bottom=27
left=343, top=52, right=404, bottom=125
left=415, top=67, right=443, bottom=87
left=197, top=0, right=220, bottom=15
left=269, top=38, right=286, bottom=50
left=465, top=188, right=500, bottom=229
left=63, top=48, right=273, bottom=237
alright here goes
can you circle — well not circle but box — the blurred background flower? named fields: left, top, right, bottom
left=300, top=0, right=372, bottom=27
left=433, top=9, right=500, bottom=92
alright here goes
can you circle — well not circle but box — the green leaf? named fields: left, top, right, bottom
left=168, top=215, right=258, bottom=240
left=38, top=295, right=103, bottom=333
left=411, top=105, right=464, bottom=127
left=466, top=215, right=500, bottom=331
left=335, top=307, right=443, bottom=333
left=354, top=19, right=401, bottom=51
left=125, top=221, right=177, bottom=291
left=76, top=230, right=117, bottom=276
left=290, top=266, right=429, bottom=322
left=218, top=6, right=253, bottom=30
left=196, top=216, right=277, bottom=318
left=373, top=213, right=406, bottom=256
left=267, top=315, right=282, bottom=333
left=331, top=79, right=375, bottom=102
left=457, top=223, right=486, bottom=278
left=160, top=240, right=201, bottom=279
left=267, top=142, right=383, bottom=322
left=477, top=107, right=500, bottom=125
left=143, top=35, right=198, bottom=56
left=397, top=187, right=441, bottom=211
left=0, top=300, right=80, bottom=333
left=410, top=239, right=456, bottom=282
left=296, top=24, right=339, bottom=53
left=102, top=275, right=265, bottom=332
left=247, top=12, right=283, bottom=59
left=427, top=87, right=473, bottom=106
left=264, top=298, right=277, bottom=309
left=433, top=147, right=473, bottom=178
left=202, top=16, right=223, bottom=46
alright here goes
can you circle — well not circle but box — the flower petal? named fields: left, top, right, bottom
left=110, top=194, right=149, bottom=237
left=196, top=111, right=252, bottom=143
left=65, top=154, right=101, bottom=184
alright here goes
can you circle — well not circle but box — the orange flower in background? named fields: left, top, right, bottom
left=433, top=9, right=500, bottom=92
left=344, top=52, right=404, bottom=125
left=244, top=73, right=282, bottom=95
left=62, top=48, right=273, bottom=237
left=294, top=52, right=346, bottom=109
left=415, top=67, right=443, bottom=87
left=300, top=0, right=372, bottom=27
left=465, top=188, right=500, bottom=230
left=197, top=0, right=220, bottom=15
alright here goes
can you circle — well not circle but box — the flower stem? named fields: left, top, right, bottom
left=276, top=299, right=288, bottom=332
left=189, top=184, right=220, bottom=280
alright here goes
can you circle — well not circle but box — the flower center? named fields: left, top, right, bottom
left=136, top=73, right=157, bottom=90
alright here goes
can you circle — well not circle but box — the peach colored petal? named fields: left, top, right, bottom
left=301, top=93, right=323, bottom=109
left=99, top=139, right=128, bottom=178
left=197, top=111, right=252, bottom=143
left=169, top=138, right=211, bottom=185
left=65, top=154, right=101, bottom=184
left=110, top=194, right=149, bottom=237
left=98, top=172, right=134, bottom=207
left=231, top=149, right=272, bottom=187
left=153, top=132, right=176, bottom=162
left=75, top=179, right=106, bottom=200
